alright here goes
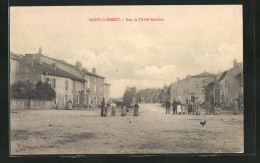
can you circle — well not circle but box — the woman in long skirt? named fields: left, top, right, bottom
left=111, top=102, right=116, bottom=116
left=181, top=104, right=186, bottom=115
left=177, top=105, right=182, bottom=114
left=134, top=102, right=139, bottom=116
left=233, top=99, right=239, bottom=115
left=121, top=104, right=127, bottom=116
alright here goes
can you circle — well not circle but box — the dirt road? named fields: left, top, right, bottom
left=10, top=103, right=243, bottom=154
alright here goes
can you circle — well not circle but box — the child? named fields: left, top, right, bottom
left=181, top=104, right=186, bottom=115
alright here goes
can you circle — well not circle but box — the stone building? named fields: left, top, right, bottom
left=10, top=52, right=22, bottom=84
left=31, top=49, right=109, bottom=107
left=17, top=58, right=85, bottom=108
left=170, top=71, right=214, bottom=104
left=203, top=59, right=243, bottom=107
left=137, top=88, right=161, bottom=103
left=104, top=83, right=111, bottom=103
left=10, top=49, right=110, bottom=108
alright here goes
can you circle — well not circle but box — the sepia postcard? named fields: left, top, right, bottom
left=9, top=5, right=244, bottom=155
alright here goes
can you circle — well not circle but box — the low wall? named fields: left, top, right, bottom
left=10, top=99, right=54, bottom=110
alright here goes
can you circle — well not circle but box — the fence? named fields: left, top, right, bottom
left=10, top=99, right=54, bottom=110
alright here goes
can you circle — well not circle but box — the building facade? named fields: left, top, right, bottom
left=10, top=52, right=21, bottom=84
left=170, top=72, right=214, bottom=104
left=17, top=57, right=85, bottom=108
left=203, top=59, right=243, bottom=107
left=137, top=88, right=161, bottom=103
left=10, top=49, right=110, bottom=109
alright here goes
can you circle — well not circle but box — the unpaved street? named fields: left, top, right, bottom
left=10, top=104, right=243, bottom=154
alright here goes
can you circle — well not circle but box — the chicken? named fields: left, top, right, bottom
left=200, top=120, right=206, bottom=126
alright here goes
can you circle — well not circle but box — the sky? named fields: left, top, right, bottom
left=10, top=5, right=243, bottom=98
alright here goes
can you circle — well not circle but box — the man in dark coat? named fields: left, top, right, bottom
left=172, top=98, right=178, bottom=115
left=101, top=99, right=105, bottom=117
left=165, top=99, right=171, bottom=114
left=188, top=100, right=193, bottom=115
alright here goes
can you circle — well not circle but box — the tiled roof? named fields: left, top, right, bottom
left=23, top=61, right=85, bottom=82
left=202, top=63, right=243, bottom=86
left=10, top=52, right=23, bottom=60
left=191, top=71, right=215, bottom=77
left=218, top=64, right=243, bottom=81
left=43, top=55, right=105, bottom=79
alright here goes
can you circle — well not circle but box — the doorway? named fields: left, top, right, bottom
left=191, top=96, right=195, bottom=102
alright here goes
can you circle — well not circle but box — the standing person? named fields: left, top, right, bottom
left=181, top=104, right=186, bottom=115
left=188, top=100, right=193, bottom=115
left=194, top=97, right=200, bottom=115
left=213, top=100, right=220, bottom=115
left=172, top=98, right=178, bottom=115
left=233, top=99, right=239, bottom=115
left=177, top=100, right=182, bottom=115
left=121, top=102, right=127, bottom=116
left=101, top=99, right=105, bottom=117
left=134, top=102, right=139, bottom=116
left=165, top=99, right=171, bottom=114
left=205, top=100, right=211, bottom=115
left=104, top=101, right=110, bottom=117
left=111, top=101, right=116, bottom=116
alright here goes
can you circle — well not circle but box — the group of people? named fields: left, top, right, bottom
left=165, top=97, right=240, bottom=115
left=165, top=98, right=201, bottom=115
left=100, top=99, right=139, bottom=117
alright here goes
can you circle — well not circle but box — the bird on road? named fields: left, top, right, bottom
left=200, top=120, right=206, bottom=126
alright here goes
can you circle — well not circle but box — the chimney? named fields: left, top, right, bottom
left=233, top=58, right=237, bottom=68
left=92, top=68, right=96, bottom=74
left=24, top=54, right=35, bottom=66
left=34, top=47, right=43, bottom=64
left=82, top=68, right=88, bottom=73
left=177, top=78, right=180, bottom=82
left=52, top=63, right=56, bottom=70
left=75, top=61, right=82, bottom=70
left=186, top=75, right=191, bottom=79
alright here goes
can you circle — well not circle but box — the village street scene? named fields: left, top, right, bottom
left=10, top=6, right=243, bottom=154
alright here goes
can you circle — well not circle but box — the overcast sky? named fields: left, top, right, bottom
left=10, top=5, right=243, bottom=98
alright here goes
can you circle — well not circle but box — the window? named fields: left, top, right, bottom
left=94, top=84, right=96, bottom=93
left=88, top=81, right=90, bottom=89
left=52, top=78, right=56, bottom=88
left=65, top=81, right=69, bottom=90
left=64, top=95, right=68, bottom=105
left=76, top=82, right=79, bottom=90
left=178, top=96, right=183, bottom=102
left=189, top=88, right=195, bottom=93
left=178, top=88, right=183, bottom=94
left=81, top=82, right=84, bottom=90
left=94, top=77, right=96, bottom=84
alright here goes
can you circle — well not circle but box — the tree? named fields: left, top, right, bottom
left=123, top=86, right=137, bottom=103
left=34, top=81, right=56, bottom=100
left=10, top=80, right=34, bottom=99
left=10, top=80, right=56, bottom=100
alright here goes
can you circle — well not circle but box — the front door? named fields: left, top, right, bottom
left=191, top=96, right=195, bottom=102
left=79, top=90, right=84, bottom=108
left=64, top=95, right=68, bottom=107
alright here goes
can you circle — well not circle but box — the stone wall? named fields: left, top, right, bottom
left=10, top=99, right=54, bottom=110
